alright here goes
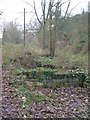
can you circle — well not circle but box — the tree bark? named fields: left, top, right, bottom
left=49, top=1, right=53, bottom=57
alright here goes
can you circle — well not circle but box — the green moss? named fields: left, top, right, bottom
left=17, top=85, right=48, bottom=107
left=26, top=67, right=57, bottom=81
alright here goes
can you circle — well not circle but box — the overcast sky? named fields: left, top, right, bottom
left=0, top=0, right=89, bottom=37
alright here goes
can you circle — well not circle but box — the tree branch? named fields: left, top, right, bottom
left=64, top=0, right=72, bottom=18
left=69, top=2, right=81, bottom=16
left=33, top=0, right=42, bottom=26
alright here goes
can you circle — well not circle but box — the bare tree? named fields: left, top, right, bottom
left=25, top=0, right=74, bottom=57
left=41, top=0, right=46, bottom=49
left=49, top=0, right=70, bottom=57
left=49, top=0, right=53, bottom=56
left=32, top=0, right=54, bottom=50
left=50, top=0, right=72, bottom=57
left=52, top=0, right=61, bottom=57
left=33, top=0, right=46, bottom=49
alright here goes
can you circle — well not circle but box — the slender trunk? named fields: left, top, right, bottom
left=24, top=8, right=25, bottom=46
left=42, top=0, right=46, bottom=49
left=42, top=25, right=45, bottom=49
left=2, top=28, right=6, bottom=44
left=49, top=1, right=53, bottom=57
left=53, top=20, right=56, bottom=56
left=53, top=2, right=59, bottom=56
left=53, top=14, right=57, bottom=56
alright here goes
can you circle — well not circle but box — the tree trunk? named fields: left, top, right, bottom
left=52, top=2, right=59, bottom=56
left=49, top=1, right=53, bottom=57
left=42, top=0, right=46, bottom=49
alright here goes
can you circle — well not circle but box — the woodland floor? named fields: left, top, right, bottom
left=1, top=67, right=89, bottom=119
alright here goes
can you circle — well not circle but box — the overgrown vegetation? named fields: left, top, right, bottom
left=2, top=4, right=89, bottom=118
